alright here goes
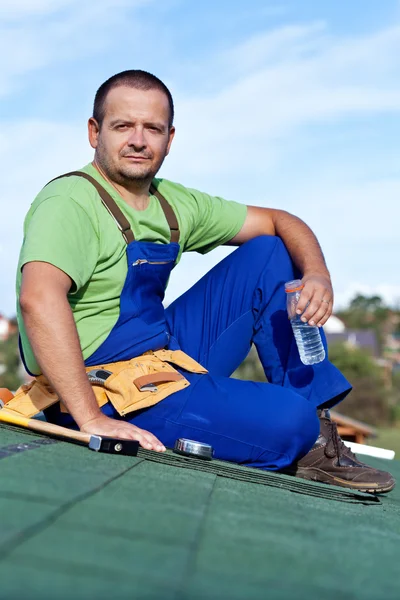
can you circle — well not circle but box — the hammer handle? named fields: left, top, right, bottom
left=0, top=409, right=91, bottom=444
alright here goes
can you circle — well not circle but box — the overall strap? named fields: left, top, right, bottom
left=47, top=171, right=134, bottom=244
left=150, top=184, right=180, bottom=243
left=46, top=171, right=180, bottom=244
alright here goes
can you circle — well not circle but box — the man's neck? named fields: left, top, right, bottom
left=92, top=161, right=151, bottom=211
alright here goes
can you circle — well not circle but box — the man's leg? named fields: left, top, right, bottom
left=128, top=236, right=332, bottom=470
left=166, top=235, right=351, bottom=408
left=129, top=372, right=319, bottom=470
left=158, top=236, right=394, bottom=491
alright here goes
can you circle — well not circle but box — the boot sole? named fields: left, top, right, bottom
left=285, top=466, right=396, bottom=494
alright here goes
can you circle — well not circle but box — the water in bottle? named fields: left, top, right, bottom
left=285, top=279, right=325, bottom=365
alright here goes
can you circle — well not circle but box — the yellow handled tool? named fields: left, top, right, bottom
left=0, top=408, right=139, bottom=456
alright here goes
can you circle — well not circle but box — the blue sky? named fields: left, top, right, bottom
left=1, top=0, right=400, bottom=316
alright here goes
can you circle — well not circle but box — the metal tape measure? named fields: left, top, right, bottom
left=173, top=438, right=213, bottom=460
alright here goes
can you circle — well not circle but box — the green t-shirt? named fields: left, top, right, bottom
left=16, top=163, right=247, bottom=374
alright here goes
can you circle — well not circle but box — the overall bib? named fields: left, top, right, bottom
left=38, top=173, right=352, bottom=470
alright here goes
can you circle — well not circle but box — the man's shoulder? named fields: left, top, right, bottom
left=153, top=177, right=196, bottom=199
left=153, top=178, right=214, bottom=214
left=37, top=165, right=99, bottom=200
left=28, top=165, right=101, bottom=217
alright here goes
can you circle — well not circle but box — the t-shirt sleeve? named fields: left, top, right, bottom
left=19, top=195, right=99, bottom=292
left=183, top=188, right=247, bottom=254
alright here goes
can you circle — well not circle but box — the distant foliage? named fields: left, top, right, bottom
left=0, top=332, right=23, bottom=391
left=328, top=342, right=390, bottom=426
left=336, top=294, right=394, bottom=352
left=233, top=342, right=392, bottom=426
left=233, top=292, right=400, bottom=427
left=232, top=346, right=266, bottom=383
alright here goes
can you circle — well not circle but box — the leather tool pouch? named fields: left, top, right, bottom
left=2, top=376, right=59, bottom=418
left=81, top=350, right=207, bottom=416
left=5, top=350, right=207, bottom=418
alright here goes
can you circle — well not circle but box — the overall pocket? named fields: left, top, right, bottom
left=129, top=259, right=175, bottom=326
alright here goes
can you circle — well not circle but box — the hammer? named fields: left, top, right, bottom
left=0, top=408, right=139, bottom=456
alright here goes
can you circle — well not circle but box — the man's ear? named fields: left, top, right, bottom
left=165, top=126, right=175, bottom=156
left=88, top=118, right=100, bottom=149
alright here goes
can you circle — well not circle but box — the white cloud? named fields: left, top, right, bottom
left=0, top=120, right=92, bottom=315
left=163, top=171, right=400, bottom=312
left=0, top=0, right=81, bottom=18
left=165, top=22, right=400, bottom=311
left=2, top=14, right=400, bottom=316
left=0, top=0, right=148, bottom=19
left=166, top=24, right=400, bottom=181
left=0, top=0, right=153, bottom=96
left=281, top=176, right=399, bottom=290
left=281, top=178, right=400, bottom=243
left=335, top=283, right=400, bottom=311
left=220, top=22, right=328, bottom=74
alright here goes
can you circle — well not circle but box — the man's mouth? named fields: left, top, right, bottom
left=123, top=155, right=150, bottom=161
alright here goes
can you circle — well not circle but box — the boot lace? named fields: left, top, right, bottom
left=325, top=419, right=357, bottom=466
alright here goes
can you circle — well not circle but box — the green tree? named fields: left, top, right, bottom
left=232, top=346, right=266, bottom=383
left=336, top=294, right=391, bottom=352
left=0, top=331, right=23, bottom=391
left=328, top=342, right=390, bottom=426
left=233, top=341, right=391, bottom=427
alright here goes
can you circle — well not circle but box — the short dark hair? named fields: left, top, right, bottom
left=93, top=69, right=174, bottom=127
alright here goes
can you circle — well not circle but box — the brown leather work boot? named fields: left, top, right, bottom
left=282, top=409, right=395, bottom=494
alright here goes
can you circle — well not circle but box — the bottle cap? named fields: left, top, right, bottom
left=285, top=279, right=304, bottom=293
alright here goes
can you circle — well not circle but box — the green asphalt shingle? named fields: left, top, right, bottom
left=0, top=424, right=399, bottom=600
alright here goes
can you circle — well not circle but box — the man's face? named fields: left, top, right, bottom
left=88, top=85, right=174, bottom=184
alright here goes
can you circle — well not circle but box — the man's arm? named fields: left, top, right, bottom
left=227, top=206, right=333, bottom=327
left=19, top=261, right=165, bottom=451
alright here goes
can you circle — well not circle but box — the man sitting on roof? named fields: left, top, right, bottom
left=15, top=70, right=394, bottom=493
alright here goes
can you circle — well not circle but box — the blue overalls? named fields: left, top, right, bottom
left=45, top=172, right=352, bottom=470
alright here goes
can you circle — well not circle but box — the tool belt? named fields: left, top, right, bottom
left=3, top=349, right=207, bottom=419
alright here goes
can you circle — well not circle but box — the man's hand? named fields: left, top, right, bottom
left=80, top=414, right=166, bottom=452
left=295, top=273, right=333, bottom=328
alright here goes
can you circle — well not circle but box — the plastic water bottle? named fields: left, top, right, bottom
left=285, top=279, right=325, bottom=365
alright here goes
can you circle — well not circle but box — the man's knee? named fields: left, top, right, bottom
left=240, top=235, right=284, bottom=255
left=233, top=235, right=292, bottom=272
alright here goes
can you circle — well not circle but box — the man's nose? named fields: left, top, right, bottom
left=127, top=127, right=146, bottom=149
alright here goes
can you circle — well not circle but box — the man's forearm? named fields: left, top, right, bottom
left=272, top=210, right=329, bottom=277
left=20, top=292, right=102, bottom=428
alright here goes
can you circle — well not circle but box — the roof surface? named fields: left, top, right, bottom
left=0, top=424, right=399, bottom=600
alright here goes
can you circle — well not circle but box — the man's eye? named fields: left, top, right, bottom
left=116, top=124, right=128, bottom=130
